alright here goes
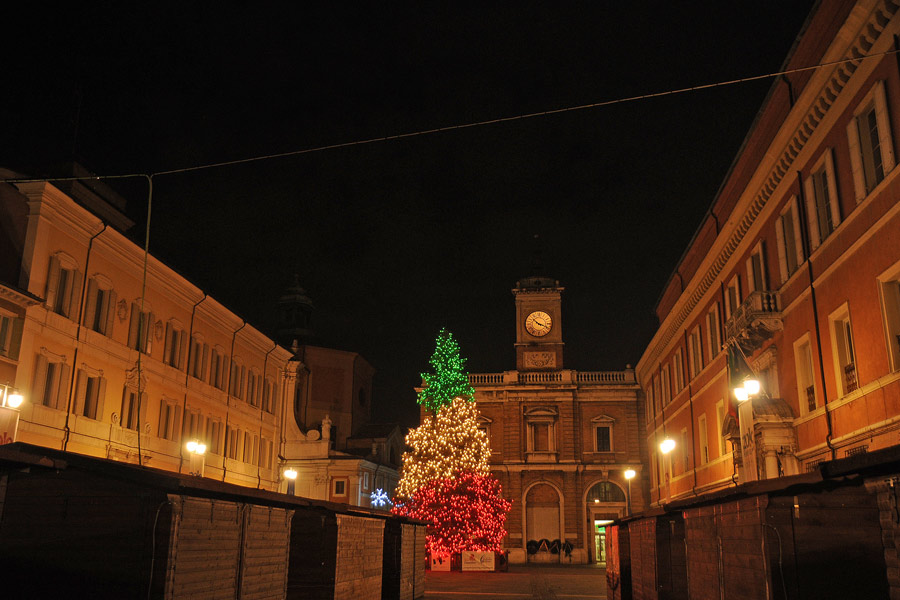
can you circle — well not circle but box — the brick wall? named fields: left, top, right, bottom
left=334, top=514, right=384, bottom=600
left=400, top=523, right=426, bottom=599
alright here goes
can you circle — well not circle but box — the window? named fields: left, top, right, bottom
left=525, top=407, right=557, bottom=459
left=879, top=262, right=900, bottom=372
left=775, top=198, right=804, bottom=284
left=746, top=242, right=767, bottom=293
left=688, top=326, right=702, bottom=379
left=848, top=81, right=895, bottom=201
left=794, top=335, right=818, bottom=414
left=660, top=365, right=671, bottom=406
left=262, top=377, right=274, bottom=413
left=830, top=304, right=858, bottom=396
left=120, top=388, right=145, bottom=430
left=32, top=352, right=71, bottom=410
left=247, top=370, right=259, bottom=407
left=205, top=418, right=222, bottom=454
left=725, top=275, right=742, bottom=319
left=45, top=253, right=82, bottom=319
left=333, top=479, right=347, bottom=497
left=209, top=347, right=226, bottom=390
left=259, top=437, right=272, bottom=469
left=230, top=361, right=246, bottom=399
left=477, top=415, right=492, bottom=442
left=225, top=425, right=241, bottom=460
left=593, top=415, right=614, bottom=452
left=698, top=414, right=709, bottom=465
left=0, top=313, right=23, bottom=360
left=127, top=301, right=154, bottom=354
left=363, top=471, right=370, bottom=490
left=164, top=321, right=187, bottom=370
left=681, top=428, right=689, bottom=471
left=652, top=374, right=661, bottom=415
left=672, top=349, right=684, bottom=393
left=645, top=381, right=655, bottom=423
left=242, top=431, right=258, bottom=464
left=74, top=367, right=106, bottom=420
left=716, top=400, right=726, bottom=456
left=804, top=150, right=841, bottom=250
left=83, top=276, right=116, bottom=335
left=188, top=336, right=209, bottom=381
left=158, top=398, right=182, bottom=440
left=707, top=304, right=721, bottom=359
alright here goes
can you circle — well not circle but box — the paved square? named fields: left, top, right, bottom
left=425, top=564, right=607, bottom=600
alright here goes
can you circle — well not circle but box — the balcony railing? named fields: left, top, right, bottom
left=724, top=290, right=782, bottom=353
left=844, top=362, right=858, bottom=393
left=466, top=369, right=636, bottom=386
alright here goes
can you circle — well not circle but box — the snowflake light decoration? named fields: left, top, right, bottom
left=371, top=488, right=392, bottom=508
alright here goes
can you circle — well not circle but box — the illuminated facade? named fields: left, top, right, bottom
left=468, top=276, right=644, bottom=564
left=637, top=0, right=900, bottom=505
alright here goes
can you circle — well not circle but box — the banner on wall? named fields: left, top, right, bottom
left=461, top=551, right=495, bottom=571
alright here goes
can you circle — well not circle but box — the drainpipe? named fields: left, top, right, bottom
left=796, top=171, right=836, bottom=460
left=63, top=223, right=107, bottom=451
left=223, top=320, right=247, bottom=481
left=257, top=341, right=278, bottom=489
left=178, top=294, right=207, bottom=474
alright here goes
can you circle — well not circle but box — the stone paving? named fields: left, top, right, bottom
left=425, top=564, right=607, bottom=600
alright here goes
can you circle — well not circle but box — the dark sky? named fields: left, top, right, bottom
left=3, top=2, right=815, bottom=427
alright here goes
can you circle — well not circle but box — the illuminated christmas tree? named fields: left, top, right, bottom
left=395, top=396, right=491, bottom=499
left=393, top=329, right=511, bottom=555
left=417, top=328, right=476, bottom=413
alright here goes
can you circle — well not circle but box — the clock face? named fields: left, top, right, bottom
left=525, top=311, right=552, bottom=337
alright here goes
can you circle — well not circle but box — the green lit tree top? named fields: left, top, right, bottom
left=418, top=328, right=476, bottom=413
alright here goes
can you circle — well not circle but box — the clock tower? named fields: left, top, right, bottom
left=513, top=276, right=564, bottom=371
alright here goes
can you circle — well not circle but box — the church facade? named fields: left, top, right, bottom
left=469, top=276, right=644, bottom=564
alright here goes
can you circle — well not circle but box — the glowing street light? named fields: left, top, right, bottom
left=624, top=469, right=636, bottom=516
left=284, top=467, right=297, bottom=495
left=186, top=439, right=206, bottom=477
left=1, top=384, right=23, bottom=409
left=734, top=376, right=761, bottom=402
left=659, top=437, right=676, bottom=454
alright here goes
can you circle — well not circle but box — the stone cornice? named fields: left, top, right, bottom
left=637, top=0, right=900, bottom=381
left=19, top=181, right=105, bottom=241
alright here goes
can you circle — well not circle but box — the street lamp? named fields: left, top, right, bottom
left=1, top=383, right=23, bottom=408
left=284, top=467, right=298, bottom=496
left=734, top=376, right=760, bottom=402
left=186, top=439, right=206, bottom=477
left=624, top=469, right=636, bottom=516
left=659, top=437, right=675, bottom=454
left=658, top=438, right=675, bottom=503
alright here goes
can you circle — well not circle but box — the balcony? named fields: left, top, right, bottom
left=724, top=290, right=782, bottom=354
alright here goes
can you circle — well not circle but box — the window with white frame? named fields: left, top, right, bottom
left=189, top=336, right=209, bottom=381
left=262, top=376, right=275, bottom=413
left=681, top=427, right=690, bottom=471
left=794, top=334, right=818, bottom=414
left=247, top=369, right=259, bottom=407
left=707, top=304, right=721, bottom=360
left=848, top=80, right=895, bottom=201
left=127, top=301, right=154, bottom=354
left=164, top=321, right=187, bottom=370
left=45, top=253, right=82, bottom=320
left=688, top=326, right=703, bottom=379
left=746, top=242, right=768, bottom=293
left=74, top=366, right=106, bottom=420
left=525, top=407, right=557, bottom=457
left=0, top=312, right=23, bottom=360
left=259, top=437, right=272, bottom=469
left=829, top=304, right=858, bottom=396
left=776, top=198, right=805, bottom=284
left=230, top=360, right=246, bottom=400
left=645, top=381, right=654, bottom=423
left=33, top=350, right=71, bottom=410
left=652, top=374, right=661, bottom=415
left=225, top=424, right=241, bottom=460
left=716, top=400, right=726, bottom=456
left=158, top=398, right=182, bottom=440
left=673, top=349, right=684, bottom=392
left=804, top=150, right=841, bottom=250
left=83, top=275, right=117, bottom=336
left=725, top=275, right=742, bottom=319
left=698, top=413, right=709, bottom=464
left=592, top=415, right=614, bottom=452
left=878, top=260, right=900, bottom=372
left=660, top=365, right=671, bottom=406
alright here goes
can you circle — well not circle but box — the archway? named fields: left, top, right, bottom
left=585, top=481, right=626, bottom=566
left=525, top=482, right=561, bottom=563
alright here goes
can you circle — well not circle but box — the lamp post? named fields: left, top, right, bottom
left=624, top=469, right=636, bottom=516
left=284, top=467, right=297, bottom=496
left=186, top=439, right=206, bottom=477
left=0, top=384, right=23, bottom=409
left=733, top=376, right=762, bottom=481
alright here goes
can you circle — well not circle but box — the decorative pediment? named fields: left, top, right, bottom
left=591, top=414, right=615, bottom=425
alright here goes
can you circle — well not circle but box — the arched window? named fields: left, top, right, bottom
left=586, top=481, right=625, bottom=503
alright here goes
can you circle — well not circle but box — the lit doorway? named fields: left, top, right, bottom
left=594, top=519, right=613, bottom=566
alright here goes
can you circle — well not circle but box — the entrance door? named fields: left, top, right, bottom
left=594, top=520, right=612, bottom=566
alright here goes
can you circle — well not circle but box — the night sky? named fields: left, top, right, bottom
left=3, top=3, right=815, bottom=427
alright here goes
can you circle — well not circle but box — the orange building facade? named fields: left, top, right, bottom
left=637, top=0, right=900, bottom=505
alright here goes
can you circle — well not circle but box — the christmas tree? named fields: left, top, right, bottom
left=393, top=329, right=511, bottom=555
